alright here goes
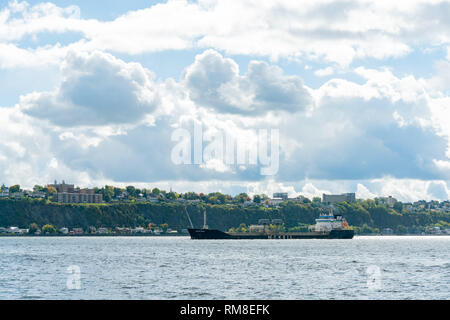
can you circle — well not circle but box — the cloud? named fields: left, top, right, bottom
left=184, top=49, right=312, bottom=114
left=20, top=50, right=159, bottom=126
left=2, top=0, right=450, bottom=67
left=314, top=67, right=334, bottom=77
left=1, top=47, right=449, bottom=201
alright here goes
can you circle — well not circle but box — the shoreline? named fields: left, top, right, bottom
left=1, top=234, right=449, bottom=238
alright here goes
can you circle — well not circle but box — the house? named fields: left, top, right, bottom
left=97, top=228, right=109, bottom=234
left=7, top=227, right=28, bottom=234
left=429, top=227, right=441, bottom=234
left=59, top=227, right=69, bottom=235
left=31, top=191, right=46, bottom=198
left=378, top=196, right=397, bottom=208
left=241, top=200, right=254, bottom=207
left=268, top=198, right=284, bottom=207
left=0, top=185, right=9, bottom=198
left=70, top=228, right=84, bottom=235
left=147, top=196, right=159, bottom=203
left=10, top=192, right=24, bottom=199
left=115, top=227, right=132, bottom=234
left=288, top=195, right=308, bottom=203
left=131, top=227, right=145, bottom=234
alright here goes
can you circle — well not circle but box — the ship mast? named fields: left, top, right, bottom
left=184, top=206, right=194, bottom=229
left=203, top=208, right=209, bottom=229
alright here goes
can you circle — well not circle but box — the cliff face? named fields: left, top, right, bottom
left=0, top=199, right=282, bottom=230
left=0, top=199, right=448, bottom=231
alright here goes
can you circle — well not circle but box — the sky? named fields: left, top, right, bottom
left=1, top=0, right=450, bottom=202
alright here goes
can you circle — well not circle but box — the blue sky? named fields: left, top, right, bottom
left=1, top=0, right=450, bottom=201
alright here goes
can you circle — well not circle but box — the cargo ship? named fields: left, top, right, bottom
left=187, top=208, right=354, bottom=240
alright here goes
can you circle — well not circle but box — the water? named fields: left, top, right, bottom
left=0, top=236, right=449, bottom=299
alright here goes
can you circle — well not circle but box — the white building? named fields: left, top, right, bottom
left=97, top=228, right=109, bottom=234
left=268, top=198, right=284, bottom=207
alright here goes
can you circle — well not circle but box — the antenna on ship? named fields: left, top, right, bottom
left=203, top=208, right=209, bottom=230
left=184, top=206, right=194, bottom=229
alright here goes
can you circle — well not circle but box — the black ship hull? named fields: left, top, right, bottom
left=188, top=228, right=354, bottom=239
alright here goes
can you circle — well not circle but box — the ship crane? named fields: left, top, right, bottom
left=184, top=206, right=194, bottom=229
left=203, top=208, right=208, bottom=229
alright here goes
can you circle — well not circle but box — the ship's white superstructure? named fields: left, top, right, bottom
left=314, top=209, right=349, bottom=232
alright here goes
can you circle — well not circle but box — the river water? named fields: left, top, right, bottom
left=0, top=236, right=448, bottom=299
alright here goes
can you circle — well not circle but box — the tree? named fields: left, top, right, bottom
left=160, top=223, right=169, bottom=233
left=393, top=201, right=403, bottom=213
left=183, top=192, right=199, bottom=200
left=103, top=185, right=114, bottom=202
left=253, top=195, right=261, bottom=204
left=234, top=193, right=248, bottom=203
left=42, top=224, right=56, bottom=234
left=395, top=225, right=408, bottom=235
left=166, top=192, right=178, bottom=200
left=9, top=185, right=21, bottom=193
left=236, top=223, right=248, bottom=232
left=312, top=197, right=321, bottom=203
left=33, top=185, right=44, bottom=192
left=216, top=193, right=226, bottom=204
left=126, top=186, right=136, bottom=198
left=113, top=187, right=123, bottom=198
left=151, top=188, right=161, bottom=196
left=29, top=223, right=39, bottom=234
left=44, top=185, right=57, bottom=195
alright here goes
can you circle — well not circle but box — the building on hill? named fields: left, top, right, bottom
left=0, top=185, right=9, bottom=198
left=50, top=180, right=75, bottom=193
left=51, top=180, right=102, bottom=203
left=322, top=193, right=356, bottom=204
left=378, top=196, right=397, bottom=208
left=273, top=192, right=288, bottom=200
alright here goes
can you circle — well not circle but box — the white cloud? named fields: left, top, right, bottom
left=356, top=183, right=377, bottom=199
left=2, top=0, right=450, bottom=68
left=0, top=48, right=449, bottom=202
left=20, top=50, right=160, bottom=126
left=314, top=66, right=334, bottom=77
left=184, top=49, right=312, bottom=114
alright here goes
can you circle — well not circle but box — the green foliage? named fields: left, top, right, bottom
left=166, top=192, right=178, bottom=200
left=44, top=185, right=57, bottom=195
left=151, top=188, right=161, bottom=196
left=9, top=185, right=21, bottom=193
left=395, top=225, right=408, bottom=234
left=102, top=185, right=115, bottom=202
left=393, top=202, right=403, bottom=212
left=160, top=223, right=169, bottom=232
left=268, top=223, right=285, bottom=233
left=234, top=193, right=249, bottom=203
left=288, top=223, right=310, bottom=232
left=29, top=222, right=39, bottom=234
left=42, top=224, right=56, bottom=234
left=33, top=185, right=44, bottom=192
left=126, top=186, right=137, bottom=198
left=0, top=198, right=448, bottom=234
